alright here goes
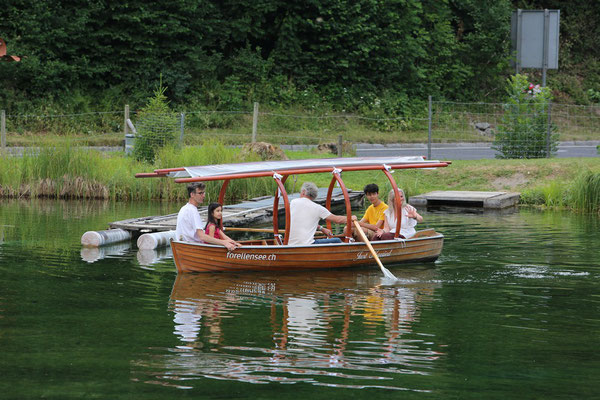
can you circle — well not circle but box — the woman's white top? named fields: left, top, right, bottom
left=384, top=204, right=418, bottom=239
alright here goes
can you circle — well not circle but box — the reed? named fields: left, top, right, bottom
left=568, top=170, right=600, bottom=213
left=0, top=141, right=288, bottom=201
left=1, top=144, right=599, bottom=214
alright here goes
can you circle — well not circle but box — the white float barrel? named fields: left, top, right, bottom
left=137, top=230, right=177, bottom=250
left=81, top=229, right=132, bottom=247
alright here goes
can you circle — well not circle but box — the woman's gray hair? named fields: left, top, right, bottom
left=301, top=182, right=319, bottom=200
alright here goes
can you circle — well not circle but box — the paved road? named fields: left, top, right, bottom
left=3, top=142, right=598, bottom=160
left=354, top=141, right=600, bottom=160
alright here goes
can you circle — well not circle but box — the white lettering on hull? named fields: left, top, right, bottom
left=226, top=251, right=277, bottom=262
left=355, top=249, right=393, bottom=261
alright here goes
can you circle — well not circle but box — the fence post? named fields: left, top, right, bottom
left=546, top=100, right=552, bottom=158
left=428, top=96, right=432, bottom=160
left=338, top=135, right=343, bottom=157
left=124, top=104, right=130, bottom=135
left=1, top=110, right=5, bottom=150
left=252, top=102, right=259, bottom=143
left=180, top=112, right=185, bottom=145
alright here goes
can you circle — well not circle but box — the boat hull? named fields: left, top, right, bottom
left=170, top=230, right=444, bottom=273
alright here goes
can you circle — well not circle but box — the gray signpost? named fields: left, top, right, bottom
left=511, top=9, right=560, bottom=86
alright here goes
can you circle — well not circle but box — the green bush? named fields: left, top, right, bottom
left=133, top=83, right=179, bottom=163
left=493, top=74, right=558, bottom=159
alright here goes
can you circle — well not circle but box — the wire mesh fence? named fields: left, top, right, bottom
left=1, top=100, right=599, bottom=158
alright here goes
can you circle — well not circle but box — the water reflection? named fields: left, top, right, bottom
left=134, top=269, right=443, bottom=390
left=80, top=243, right=173, bottom=266
left=80, top=242, right=132, bottom=263
left=136, top=247, right=174, bottom=267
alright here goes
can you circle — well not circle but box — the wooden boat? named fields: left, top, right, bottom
left=136, top=156, right=450, bottom=273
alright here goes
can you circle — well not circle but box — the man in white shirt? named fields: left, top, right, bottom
left=175, top=183, right=239, bottom=251
left=288, top=182, right=357, bottom=245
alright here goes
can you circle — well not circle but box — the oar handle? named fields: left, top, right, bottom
left=224, top=227, right=274, bottom=233
left=353, top=220, right=385, bottom=271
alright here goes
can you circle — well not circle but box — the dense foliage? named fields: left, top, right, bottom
left=493, top=74, right=558, bottom=158
left=0, top=1, right=597, bottom=114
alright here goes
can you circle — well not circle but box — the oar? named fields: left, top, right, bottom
left=353, top=220, right=398, bottom=281
left=224, top=227, right=274, bottom=233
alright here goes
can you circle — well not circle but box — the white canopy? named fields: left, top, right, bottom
left=166, top=156, right=440, bottom=179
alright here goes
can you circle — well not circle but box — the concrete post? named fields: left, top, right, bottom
left=124, top=104, right=130, bottom=135
left=252, top=102, right=259, bottom=143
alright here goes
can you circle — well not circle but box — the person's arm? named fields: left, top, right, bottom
left=316, top=224, right=333, bottom=237
left=382, top=215, right=391, bottom=233
left=196, top=229, right=238, bottom=251
left=218, top=229, right=243, bottom=247
left=206, top=224, right=216, bottom=238
left=406, top=206, right=423, bottom=223
left=325, top=213, right=357, bottom=224
left=357, top=220, right=379, bottom=231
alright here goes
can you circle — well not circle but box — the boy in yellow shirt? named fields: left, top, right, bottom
left=355, top=183, right=388, bottom=240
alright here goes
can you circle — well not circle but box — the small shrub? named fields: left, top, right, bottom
left=493, top=74, right=558, bottom=159
left=133, top=81, right=179, bottom=163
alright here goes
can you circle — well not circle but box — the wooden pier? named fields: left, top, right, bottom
left=109, top=188, right=365, bottom=234
left=408, top=190, right=520, bottom=209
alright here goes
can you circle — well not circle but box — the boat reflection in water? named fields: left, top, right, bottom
left=137, top=268, right=444, bottom=390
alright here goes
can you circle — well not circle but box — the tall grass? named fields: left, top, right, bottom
left=1, top=144, right=599, bottom=214
left=568, top=170, right=600, bottom=213
left=0, top=141, right=289, bottom=202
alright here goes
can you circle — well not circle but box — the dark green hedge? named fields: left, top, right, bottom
left=0, top=0, right=597, bottom=112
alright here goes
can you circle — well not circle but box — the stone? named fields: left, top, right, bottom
left=240, top=142, right=288, bottom=161
left=473, top=122, right=494, bottom=137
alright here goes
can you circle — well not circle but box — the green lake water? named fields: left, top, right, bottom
left=1, top=199, right=599, bottom=399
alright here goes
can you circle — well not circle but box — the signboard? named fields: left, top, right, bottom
left=511, top=9, right=560, bottom=77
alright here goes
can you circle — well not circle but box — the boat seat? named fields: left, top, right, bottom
left=412, top=228, right=436, bottom=238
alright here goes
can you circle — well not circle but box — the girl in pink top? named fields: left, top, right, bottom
left=205, top=202, right=242, bottom=247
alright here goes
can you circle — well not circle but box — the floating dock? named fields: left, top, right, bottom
left=409, top=190, right=520, bottom=209
left=109, top=188, right=364, bottom=235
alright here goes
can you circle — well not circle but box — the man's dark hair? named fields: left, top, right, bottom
left=363, top=183, right=379, bottom=194
left=187, top=182, right=206, bottom=197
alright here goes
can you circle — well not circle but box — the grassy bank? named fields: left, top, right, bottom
left=0, top=144, right=599, bottom=213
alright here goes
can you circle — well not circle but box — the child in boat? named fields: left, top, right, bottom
left=205, top=202, right=242, bottom=248
left=375, top=189, right=423, bottom=240
left=355, top=183, right=387, bottom=240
